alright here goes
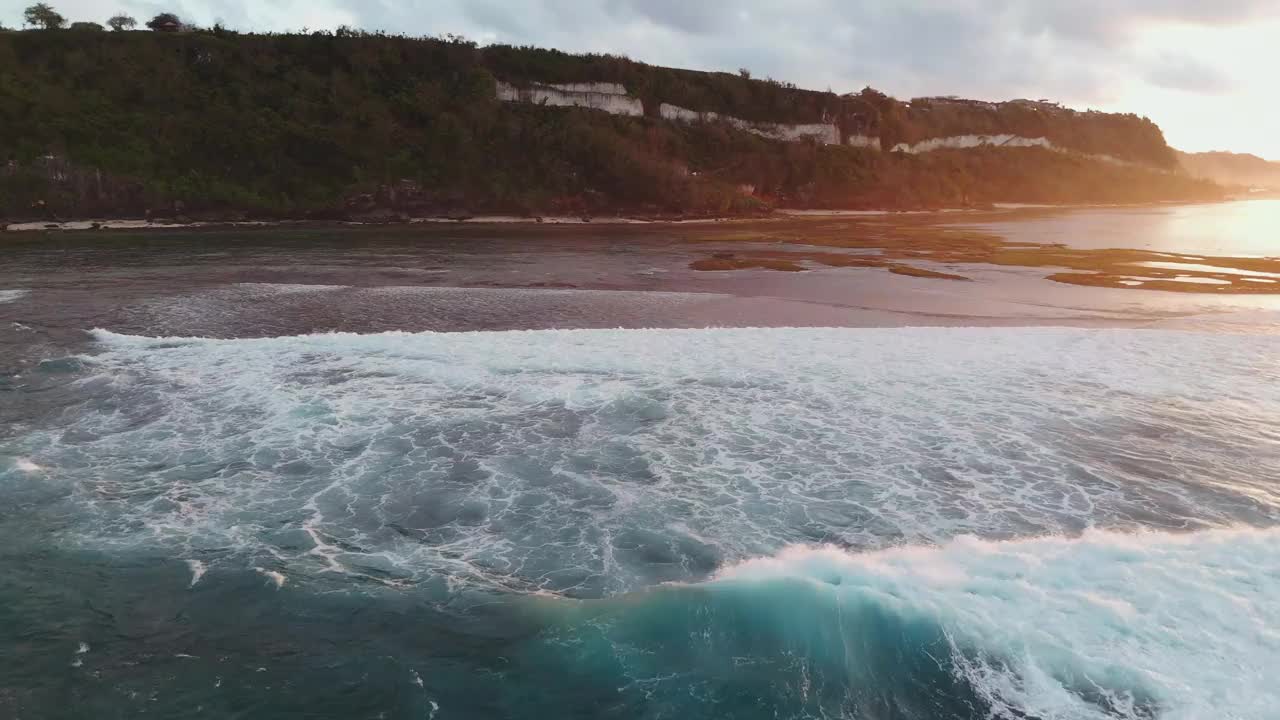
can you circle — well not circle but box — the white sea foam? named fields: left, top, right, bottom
left=70, top=641, right=89, bottom=668
left=186, top=560, right=207, bottom=587
left=1135, top=261, right=1280, bottom=279
left=15, top=326, right=1280, bottom=716
left=714, top=527, right=1280, bottom=720
left=14, top=458, right=42, bottom=473
left=254, top=567, right=287, bottom=589
left=0, top=289, right=29, bottom=303
left=17, top=327, right=1280, bottom=598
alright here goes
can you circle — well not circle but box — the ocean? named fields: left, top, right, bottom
left=2, top=206, right=1278, bottom=719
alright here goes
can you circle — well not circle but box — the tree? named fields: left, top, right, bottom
left=23, top=3, right=66, bottom=29
left=145, top=12, right=183, bottom=32
left=70, top=21, right=104, bottom=31
left=107, top=14, right=137, bottom=31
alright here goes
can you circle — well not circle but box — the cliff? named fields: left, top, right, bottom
left=1178, top=151, right=1280, bottom=191
left=0, top=29, right=1221, bottom=221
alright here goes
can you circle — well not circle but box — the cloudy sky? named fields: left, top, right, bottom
left=5, top=0, right=1278, bottom=158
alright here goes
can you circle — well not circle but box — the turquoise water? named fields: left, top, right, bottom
left=3, top=325, right=1279, bottom=718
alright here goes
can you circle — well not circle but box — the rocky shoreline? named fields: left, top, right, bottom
left=1, top=215, right=754, bottom=233
left=1, top=199, right=1231, bottom=234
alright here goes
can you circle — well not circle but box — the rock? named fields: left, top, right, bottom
left=349, top=208, right=397, bottom=223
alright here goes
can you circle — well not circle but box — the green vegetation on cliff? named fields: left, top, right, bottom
left=0, top=27, right=1220, bottom=220
left=487, top=47, right=1180, bottom=169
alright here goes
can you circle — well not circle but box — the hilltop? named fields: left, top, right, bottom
left=1178, top=151, right=1280, bottom=191
left=0, top=28, right=1223, bottom=221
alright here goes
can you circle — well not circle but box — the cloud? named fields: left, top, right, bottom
left=0, top=0, right=1260, bottom=96
left=1021, top=0, right=1273, bottom=47
left=1145, top=53, right=1235, bottom=94
left=603, top=0, right=721, bottom=34
left=457, top=1, right=529, bottom=38
left=397, top=0, right=1262, bottom=106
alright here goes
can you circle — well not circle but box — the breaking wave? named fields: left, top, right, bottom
left=540, top=528, right=1280, bottom=719
left=5, top=326, right=1276, bottom=595
left=4, top=326, right=1280, bottom=717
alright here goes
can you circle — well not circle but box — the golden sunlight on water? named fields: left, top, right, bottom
left=963, top=199, right=1280, bottom=256
left=1156, top=200, right=1280, bottom=257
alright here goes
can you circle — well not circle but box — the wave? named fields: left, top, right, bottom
left=537, top=529, right=1280, bottom=719
left=9, top=327, right=1280, bottom=716
left=0, top=289, right=29, bottom=303
left=80, top=323, right=1280, bottom=343
left=8, top=326, right=1266, bottom=598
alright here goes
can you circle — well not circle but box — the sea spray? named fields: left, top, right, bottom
left=530, top=528, right=1279, bottom=719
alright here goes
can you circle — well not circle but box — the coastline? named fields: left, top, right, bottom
left=0, top=197, right=1242, bottom=234
left=4, top=199, right=1277, bottom=297
left=0, top=212, right=929, bottom=233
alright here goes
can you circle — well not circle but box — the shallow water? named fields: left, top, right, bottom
left=959, top=198, right=1280, bottom=255
left=2, top=209, right=1279, bottom=719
